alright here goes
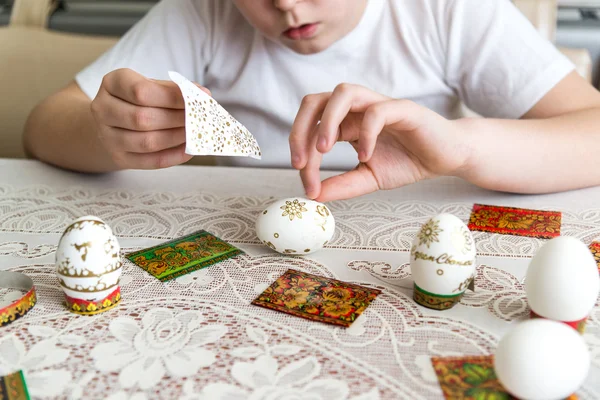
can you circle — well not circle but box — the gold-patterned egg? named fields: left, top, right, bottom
left=410, top=213, right=476, bottom=310
left=256, top=198, right=335, bottom=255
left=55, top=216, right=122, bottom=303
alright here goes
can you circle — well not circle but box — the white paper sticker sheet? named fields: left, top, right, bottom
left=169, top=71, right=261, bottom=159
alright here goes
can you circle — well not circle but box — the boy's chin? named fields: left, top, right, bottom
left=281, top=37, right=336, bottom=55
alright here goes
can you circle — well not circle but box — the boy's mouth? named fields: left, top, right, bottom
left=283, top=23, right=319, bottom=40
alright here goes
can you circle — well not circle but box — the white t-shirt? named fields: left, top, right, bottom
left=76, top=0, right=574, bottom=170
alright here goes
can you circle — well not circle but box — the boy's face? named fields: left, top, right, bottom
left=233, top=0, right=368, bottom=54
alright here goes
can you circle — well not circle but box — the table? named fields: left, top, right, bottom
left=0, top=158, right=598, bottom=399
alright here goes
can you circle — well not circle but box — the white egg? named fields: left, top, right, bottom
left=255, top=198, right=335, bottom=255
left=525, top=236, right=599, bottom=322
left=411, top=213, right=476, bottom=310
left=494, top=319, right=590, bottom=400
left=56, top=216, right=122, bottom=301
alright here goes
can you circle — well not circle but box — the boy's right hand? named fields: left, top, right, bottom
left=90, top=68, right=210, bottom=169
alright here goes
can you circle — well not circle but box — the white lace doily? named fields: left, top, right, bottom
left=0, top=183, right=599, bottom=399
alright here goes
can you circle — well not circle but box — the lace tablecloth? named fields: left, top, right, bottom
left=0, top=159, right=598, bottom=400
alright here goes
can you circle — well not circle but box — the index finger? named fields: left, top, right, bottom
left=103, top=69, right=186, bottom=109
left=289, top=93, right=330, bottom=170
left=318, top=84, right=389, bottom=153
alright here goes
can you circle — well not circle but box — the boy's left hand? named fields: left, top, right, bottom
left=290, top=84, right=472, bottom=202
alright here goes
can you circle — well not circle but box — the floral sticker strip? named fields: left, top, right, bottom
left=251, top=269, right=381, bottom=327
left=0, top=370, right=30, bottom=400
left=64, top=287, right=121, bottom=316
left=169, top=71, right=261, bottom=159
left=0, top=272, right=36, bottom=327
left=126, top=230, right=243, bottom=282
left=589, top=242, right=600, bottom=273
left=431, top=356, right=578, bottom=400
left=468, top=204, right=561, bottom=239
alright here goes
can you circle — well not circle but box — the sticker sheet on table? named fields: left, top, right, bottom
left=126, top=230, right=243, bottom=282
left=252, top=268, right=381, bottom=327
left=0, top=371, right=30, bottom=400
left=468, top=204, right=561, bottom=239
left=431, top=356, right=578, bottom=400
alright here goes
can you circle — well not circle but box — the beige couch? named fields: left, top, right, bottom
left=0, top=0, right=593, bottom=160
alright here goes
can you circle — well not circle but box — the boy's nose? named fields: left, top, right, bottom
left=273, top=0, right=299, bottom=11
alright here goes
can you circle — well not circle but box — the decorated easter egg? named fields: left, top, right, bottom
left=56, top=216, right=122, bottom=314
left=494, top=319, right=590, bottom=400
left=411, top=213, right=476, bottom=310
left=525, top=236, right=599, bottom=333
left=256, top=198, right=335, bottom=255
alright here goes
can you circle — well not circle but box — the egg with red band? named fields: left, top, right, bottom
left=525, top=236, right=599, bottom=332
left=494, top=319, right=590, bottom=400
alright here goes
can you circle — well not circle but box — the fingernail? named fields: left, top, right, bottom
left=318, top=137, right=328, bottom=150
left=292, top=155, right=301, bottom=168
left=305, top=188, right=315, bottom=199
left=358, top=150, right=367, bottom=161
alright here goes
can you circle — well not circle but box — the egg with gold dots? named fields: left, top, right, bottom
left=255, top=198, right=335, bottom=255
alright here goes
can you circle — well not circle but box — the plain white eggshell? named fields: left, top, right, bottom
left=255, top=198, right=335, bottom=255
left=494, top=319, right=590, bottom=400
left=525, top=236, right=600, bottom=321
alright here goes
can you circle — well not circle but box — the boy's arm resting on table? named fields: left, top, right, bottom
left=457, top=71, right=600, bottom=194
left=23, top=81, right=118, bottom=173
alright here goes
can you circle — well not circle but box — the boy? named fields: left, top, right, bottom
left=23, top=0, right=600, bottom=202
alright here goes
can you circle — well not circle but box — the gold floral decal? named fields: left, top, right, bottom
left=72, top=242, right=92, bottom=261
left=453, top=276, right=474, bottom=293
left=281, top=199, right=308, bottom=221
left=316, top=205, right=330, bottom=218
left=450, top=226, right=473, bottom=255
left=251, top=269, right=381, bottom=327
left=468, top=204, right=561, bottom=239
left=314, top=206, right=330, bottom=232
left=263, top=241, right=277, bottom=251
left=418, top=219, right=443, bottom=248
left=62, top=219, right=107, bottom=237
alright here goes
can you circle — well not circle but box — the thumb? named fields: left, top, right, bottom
left=315, top=164, right=379, bottom=202
left=194, top=82, right=212, bottom=97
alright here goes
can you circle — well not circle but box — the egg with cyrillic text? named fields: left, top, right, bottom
left=410, top=213, right=476, bottom=310
left=256, top=198, right=335, bottom=255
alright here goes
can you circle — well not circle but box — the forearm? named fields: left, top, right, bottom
left=456, top=108, right=600, bottom=193
left=23, top=84, right=118, bottom=173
